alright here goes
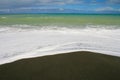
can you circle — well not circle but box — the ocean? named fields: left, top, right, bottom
left=0, top=14, right=120, bottom=64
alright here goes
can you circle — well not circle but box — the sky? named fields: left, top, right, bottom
left=0, top=0, right=120, bottom=14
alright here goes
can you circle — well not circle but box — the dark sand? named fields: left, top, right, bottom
left=0, top=51, right=120, bottom=80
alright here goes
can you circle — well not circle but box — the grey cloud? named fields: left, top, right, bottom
left=0, top=0, right=85, bottom=9
left=0, top=0, right=120, bottom=9
left=95, top=7, right=120, bottom=12
left=107, top=0, right=120, bottom=4
left=0, top=0, right=35, bottom=8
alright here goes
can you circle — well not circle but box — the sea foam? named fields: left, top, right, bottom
left=0, top=25, right=120, bottom=65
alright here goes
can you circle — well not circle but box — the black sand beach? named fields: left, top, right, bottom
left=0, top=51, right=120, bottom=80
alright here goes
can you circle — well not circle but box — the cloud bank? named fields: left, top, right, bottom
left=0, top=0, right=120, bottom=13
left=0, top=0, right=120, bottom=8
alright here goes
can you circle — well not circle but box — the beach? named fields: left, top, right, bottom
left=0, top=51, right=120, bottom=80
left=0, top=0, right=120, bottom=79
left=0, top=14, right=120, bottom=80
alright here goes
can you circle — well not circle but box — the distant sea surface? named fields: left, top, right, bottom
left=0, top=14, right=120, bottom=65
left=0, top=14, right=120, bottom=27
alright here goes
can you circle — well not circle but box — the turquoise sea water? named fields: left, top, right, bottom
left=0, top=14, right=120, bottom=28
left=0, top=14, right=120, bottom=65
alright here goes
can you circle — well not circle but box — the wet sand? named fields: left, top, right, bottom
left=0, top=51, right=120, bottom=80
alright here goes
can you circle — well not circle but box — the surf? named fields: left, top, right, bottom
left=0, top=25, right=120, bottom=65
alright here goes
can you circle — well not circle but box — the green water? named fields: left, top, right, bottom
left=0, top=14, right=120, bottom=27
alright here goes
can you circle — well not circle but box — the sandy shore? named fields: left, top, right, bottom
left=0, top=51, right=120, bottom=80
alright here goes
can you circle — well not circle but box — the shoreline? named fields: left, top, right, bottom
left=0, top=51, right=120, bottom=80
left=0, top=49, right=119, bottom=65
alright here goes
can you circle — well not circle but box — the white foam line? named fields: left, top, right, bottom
left=0, top=48, right=119, bottom=65
left=0, top=42, right=119, bottom=65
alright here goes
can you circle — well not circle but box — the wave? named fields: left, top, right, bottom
left=0, top=24, right=120, bottom=30
left=0, top=25, right=120, bottom=65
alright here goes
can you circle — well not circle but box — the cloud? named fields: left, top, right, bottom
left=1, top=0, right=120, bottom=9
left=95, top=7, right=114, bottom=11
left=0, top=0, right=91, bottom=9
left=108, top=0, right=120, bottom=4
left=0, top=0, right=35, bottom=8
left=0, top=0, right=51, bottom=8
left=0, top=0, right=120, bottom=14
left=95, top=7, right=120, bottom=12
left=0, top=9, right=10, bottom=13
